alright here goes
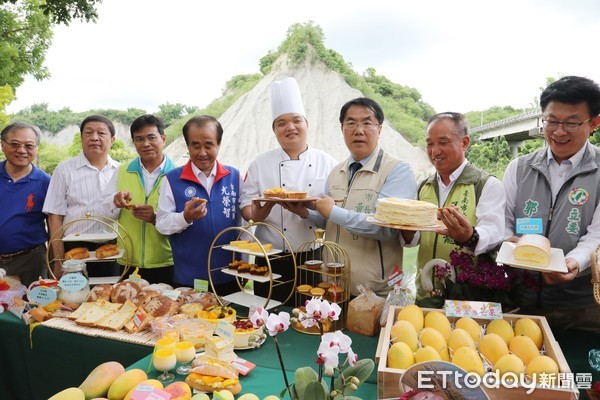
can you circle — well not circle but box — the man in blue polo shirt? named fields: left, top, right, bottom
left=0, top=122, right=51, bottom=286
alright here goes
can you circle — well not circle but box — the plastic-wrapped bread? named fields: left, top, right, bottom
left=514, top=234, right=551, bottom=267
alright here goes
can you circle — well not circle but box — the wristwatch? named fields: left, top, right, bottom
left=455, top=226, right=479, bottom=248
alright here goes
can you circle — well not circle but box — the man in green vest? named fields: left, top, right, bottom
left=416, top=112, right=505, bottom=303
left=101, top=114, right=176, bottom=284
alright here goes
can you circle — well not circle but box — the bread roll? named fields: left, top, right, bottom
left=95, top=244, right=119, bottom=259
left=143, top=295, right=178, bottom=317
left=110, top=281, right=142, bottom=303
left=514, top=234, right=551, bottom=267
left=65, top=247, right=89, bottom=260
left=85, top=284, right=113, bottom=302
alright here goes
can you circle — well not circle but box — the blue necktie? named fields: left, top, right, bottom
left=348, top=161, right=362, bottom=184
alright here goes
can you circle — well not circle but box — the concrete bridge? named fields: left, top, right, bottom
left=470, top=109, right=543, bottom=157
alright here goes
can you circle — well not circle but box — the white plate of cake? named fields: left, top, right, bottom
left=367, top=198, right=444, bottom=231
left=496, top=240, right=567, bottom=273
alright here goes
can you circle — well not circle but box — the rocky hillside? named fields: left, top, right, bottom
left=164, top=52, right=432, bottom=178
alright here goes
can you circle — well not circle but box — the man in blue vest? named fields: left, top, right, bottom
left=156, top=116, right=240, bottom=293
left=505, top=76, right=600, bottom=331
left=101, top=114, right=176, bottom=284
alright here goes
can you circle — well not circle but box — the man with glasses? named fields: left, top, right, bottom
left=43, top=115, right=120, bottom=278
left=101, top=114, right=176, bottom=284
left=0, top=122, right=50, bottom=286
left=303, top=97, right=417, bottom=296
left=415, top=112, right=505, bottom=305
left=504, top=75, right=600, bottom=331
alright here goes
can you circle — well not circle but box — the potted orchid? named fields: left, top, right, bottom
left=250, top=298, right=374, bottom=400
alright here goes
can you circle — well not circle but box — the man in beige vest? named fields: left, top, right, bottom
left=296, top=97, right=418, bottom=296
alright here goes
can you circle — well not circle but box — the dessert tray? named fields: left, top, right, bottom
left=252, top=196, right=319, bottom=203
left=496, top=241, right=568, bottom=273
left=366, top=215, right=444, bottom=231
left=82, top=249, right=124, bottom=261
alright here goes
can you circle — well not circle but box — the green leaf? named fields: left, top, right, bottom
left=334, top=359, right=375, bottom=391
left=302, top=380, right=328, bottom=400
left=294, top=367, right=319, bottom=398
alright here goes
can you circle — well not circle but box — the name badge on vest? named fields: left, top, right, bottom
left=516, top=218, right=543, bottom=234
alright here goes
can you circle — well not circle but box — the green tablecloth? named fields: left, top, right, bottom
left=3, top=308, right=600, bottom=400
left=127, top=325, right=379, bottom=399
left=0, top=311, right=152, bottom=400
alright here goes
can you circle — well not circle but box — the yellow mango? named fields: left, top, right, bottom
left=514, top=318, right=543, bottom=350
left=455, top=317, right=482, bottom=343
left=486, top=319, right=514, bottom=346
left=79, top=361, right=125, bottom=400
left=390, top=320, right=419, bottom=351
left=107, top=369, right=147, bottom=400
left=424, top=311, right=452, bottom=339
left=447, top=328, right=476, bottom=352
left=387, top=341, right=415, bottom=369
left=452, top=346, right=485, bottom=376
left=415, top=346, right=442, bottom=363
left=509, top=335, right=540, bottom=365
left=419, top=327, right=449, bottom=361
left=479, top=333, right=509, bottom=365
left=396, top=305, right=424, bottom=331
left=124, top=379, right=163, bottom=400
left=526, top=355, right=559, bottom=384
left=494, top=354, right=525, bottom=379
left=48, top=387, right=85, bottom=400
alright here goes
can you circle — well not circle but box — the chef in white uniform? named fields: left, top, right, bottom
left=240, top=77, right=337, bottom=302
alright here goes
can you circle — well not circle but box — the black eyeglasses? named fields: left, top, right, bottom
left=541, top=117, right=592, bottom=133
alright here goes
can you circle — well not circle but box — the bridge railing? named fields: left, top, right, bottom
left=471, top=109, right=542, bottom=134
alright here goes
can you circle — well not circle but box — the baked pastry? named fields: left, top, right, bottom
left=85, top=284, right=113, bottom=302
left=514, top=234, right=551, bottom=267
left=143, top=295, right=178, bottom=317
left=95, top=244, right=119, bottom=259
left=285, top=191, right=307, bottom=199
left=142, top=283, right=173, bottom=293
left=228, top=260, right=244, bottom=270
left=133, top=289, right=161, bottom=307
left=180, top=303, right=204, bottom=318
left=304, top=260, right=323, bottom=270
left=297, top=284, right=312, bottom=293
left=327, top=286, right=345, bottom=301
left=229, top=240, right=250, bottom=247
left=250, top=265, right=269, bottom=276
left=110, top=281, right=142, bottom=304
left=205, top=335, right=236, bottom=362
left=247, top=243, right=272, bottom=252
left=317, top=282, right=333, bottom=290
left=186, top=356, right=241, bottom=395
left=65, top=247, right=89, bottom=260
left=375, top=198, right=438, bottom=227
left=310, top=287, right=325, bottom=297
left=96, top=300, right=137, bottom=331
left=263, top=188, right=286, bottom=198
left=237, top=263, right=252, bottom=274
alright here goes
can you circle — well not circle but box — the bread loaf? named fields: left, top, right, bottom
left=514, top=234, right=551, bottom=267
left=65, top=247, right=89, bottom=260
left=111, top=281, right=142, bottom=303
left=85, top=284, right=113, bottom=302
left=95, top=244, right=119, bottom=259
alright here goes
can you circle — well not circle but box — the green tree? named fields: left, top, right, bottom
left=38, top=140, right=67, bottom=173
left=0, top=85, right=15, bottom=129
left=156, top=102, right=193, bottom=127
left=466, top=136, right=513, bottom=179
left=0, top=0, right=100, bottom=25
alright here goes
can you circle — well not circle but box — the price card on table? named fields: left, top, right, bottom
left=28, top=287, right=57, bottom=306
left=216, top=320, right=235, bottom=341
left=194, top=279, right=208, bottom=292
left=444, top=300, right=503, bottom=319
left=130, top=385, right=170, bottom=400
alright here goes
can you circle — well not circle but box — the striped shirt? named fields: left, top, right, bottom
left=43, top=152, right=120, bottom=235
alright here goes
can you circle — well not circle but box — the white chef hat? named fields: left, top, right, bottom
left=271, top=77, right=306, bottom=122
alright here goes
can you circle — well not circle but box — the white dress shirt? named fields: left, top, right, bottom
left=435, top=160, right=505, bottom=255
left=504, top=142, right=600, bottom=272
left=240, top=147, right=337, bottom=251
left=43, top=152, right=120, bottom=235
left=156, top=162, right=219, bottom=235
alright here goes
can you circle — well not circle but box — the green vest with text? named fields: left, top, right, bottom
left=116, top=158, right=174, bottom=269
left=416, top=163, right=487, bottom=300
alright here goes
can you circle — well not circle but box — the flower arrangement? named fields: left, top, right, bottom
left=423, top=248, right=539, bottom=310
left=250, top=298, right=374, bottom=400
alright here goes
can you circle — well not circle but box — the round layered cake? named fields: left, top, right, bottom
left=375, top=198, right=438, bottom=227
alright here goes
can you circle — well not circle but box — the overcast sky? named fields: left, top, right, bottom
left=7, top=0, right=600, bottom=115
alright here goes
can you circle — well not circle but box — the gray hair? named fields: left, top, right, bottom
left=426, top=112, right=469, bottom=138
left=1, top=122, right=42, bottom=145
